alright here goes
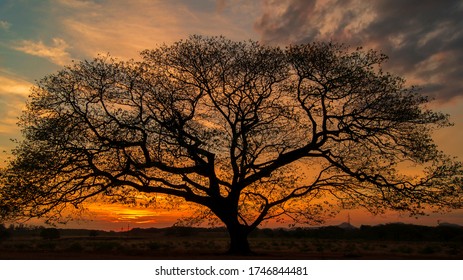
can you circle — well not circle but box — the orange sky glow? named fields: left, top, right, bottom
left=1, top=0, right=463, bottom=230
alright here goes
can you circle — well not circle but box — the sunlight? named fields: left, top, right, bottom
left=85, top=203, right=186, bottom=227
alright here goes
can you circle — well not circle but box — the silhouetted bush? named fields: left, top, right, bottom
left=40, top=228, right=60, bottom=240
left=66, top=242, right=84, bottom=252
left=37, top=241, right=57, bottom=250
left=0, top=224, right=10, bottom=241
left=92, top=241, right=120, bottom=252
left=164, top=226, right=197, bottom=237
left=147, top=241, right=162, bottom=250
left=359, top=223, right=463, bottom=242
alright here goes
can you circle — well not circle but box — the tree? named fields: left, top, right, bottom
left=0, top=36, right=462, bottom=254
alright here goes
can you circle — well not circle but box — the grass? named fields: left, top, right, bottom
left=0, top=233, right=462, bottom=260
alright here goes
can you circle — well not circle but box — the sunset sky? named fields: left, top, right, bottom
left=1, top=0, right=463, bottom=230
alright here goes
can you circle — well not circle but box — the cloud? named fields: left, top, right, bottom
left=85, top=203, right=187, bottom=227
left=362, top=0, right=463, bottom=101
left=13, top=37, right=73, bottom=66
left=54, top=0, right=260, bottom=60
left=0, top=20, right=11, bottom=30
left=216, top=0, right=227, bottom=13
left=0, top=73, right=31, bottom=158
left=0, top=75, right=30, bottom=96
left=255, top=0, right=374, bottom=44
left=254, top=0, right=463, bottom=102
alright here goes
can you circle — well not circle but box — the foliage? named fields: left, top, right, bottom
left=1, top=35, right=462, bottom=253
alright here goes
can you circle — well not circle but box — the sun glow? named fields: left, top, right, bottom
left=84, top=203, right=188, bottom=227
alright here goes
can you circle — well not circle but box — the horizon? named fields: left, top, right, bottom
left=7, top=207, right=462, bottom=232
left=4, top=218, right=463, bottom=232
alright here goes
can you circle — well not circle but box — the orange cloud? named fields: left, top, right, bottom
left=0, top=75, right=31, bottom=96
left=56, top=0, right=259, bottom=59
left=83, top=203, right=189, bottom=227
left=0, top=73, right=31, bottom=162
left=13, top=38, right=73, bottom=66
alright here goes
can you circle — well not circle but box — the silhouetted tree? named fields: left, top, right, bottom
left=1, top=36, right=462, bottom=254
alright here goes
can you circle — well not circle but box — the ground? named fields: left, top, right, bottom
left=1, top=227, right=462, bottom=259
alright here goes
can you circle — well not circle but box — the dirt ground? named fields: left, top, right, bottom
left=1, top=235, right=462, bottom=260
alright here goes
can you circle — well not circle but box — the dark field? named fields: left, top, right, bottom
left=1, top=224, right=463, bottom=260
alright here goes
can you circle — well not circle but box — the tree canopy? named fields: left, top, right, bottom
left=1, top=35, right=462, bottom=254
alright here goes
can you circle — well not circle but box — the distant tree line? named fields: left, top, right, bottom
left=0, top=224, right=105, bottom=240
left=250, top=224, right=463, bottom=242
left=2, top=223, right=462, bottom=242
left=125, top=224, right=463, bottom=242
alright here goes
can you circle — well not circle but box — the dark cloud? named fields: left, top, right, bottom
left=254, top=0, right=317, bottom=43
left=254, top=0, right=463, bottom=101
left=255, top=0, right=370, bottom=44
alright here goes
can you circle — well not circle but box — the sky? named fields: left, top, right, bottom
left=1, top=0, right=463, bottom=230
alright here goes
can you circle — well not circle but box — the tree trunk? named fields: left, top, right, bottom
left=226, top=223, right=252, bottom=255
left=210, top=197, right=253, bottom=255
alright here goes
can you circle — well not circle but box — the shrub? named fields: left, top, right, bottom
left=0, top=224, right=10, bottom=241
left=40, top=228, right=60, bottom=240
left=92, top=241, right=120, bottom=252
left=67, top=242, right=84, bottom=252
